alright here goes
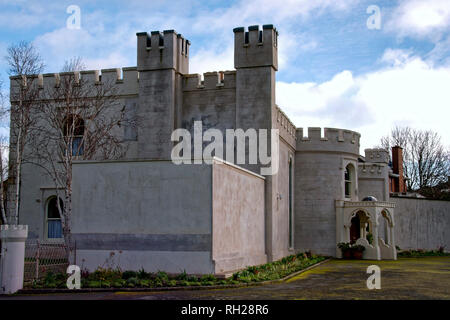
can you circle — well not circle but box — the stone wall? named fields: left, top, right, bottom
left=391, top=196, right=450, bottom=251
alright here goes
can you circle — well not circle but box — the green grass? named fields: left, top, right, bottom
left=26, top=252, right=327, bottom=289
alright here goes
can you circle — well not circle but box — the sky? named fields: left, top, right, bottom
left=0, top=0, right=449, bottom=151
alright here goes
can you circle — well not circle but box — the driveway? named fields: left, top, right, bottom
left=1, top=257, right=449, bottom=300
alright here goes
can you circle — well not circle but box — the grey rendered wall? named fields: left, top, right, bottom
left=211, top=160, right=266, bottom=273
left=392, top=197, right=450, bottom=251
left=270, top=138, right=295, bottom=260
left=71, top=160, right=214, bottom=273
left=358, top=164, right=390, bottom=201
left=15, top=163, right=55, bottom=240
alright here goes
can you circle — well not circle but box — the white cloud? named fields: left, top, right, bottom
left=33, top=25, right=135, bottom=72
left=387, top=0, right=450, bottom=39
left=190, top=45, right=234, bottom=75
left=277, top=50, right=450, bottom=151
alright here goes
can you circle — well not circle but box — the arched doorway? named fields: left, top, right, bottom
left=350, top=214, right=360, bottom=244
left=349, top=210, right=371, bottom=244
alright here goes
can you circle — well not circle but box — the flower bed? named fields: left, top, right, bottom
left=397, top=247, right=449, bottom=257
left=26, top=252, right=327, bottom=289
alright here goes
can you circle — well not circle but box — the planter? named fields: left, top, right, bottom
left=343, top=250, right=352, bottom=259
left=352, top=250, right=363, bottom=259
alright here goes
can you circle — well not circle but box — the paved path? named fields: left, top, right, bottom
left=1, top=257, right=449, bottom=300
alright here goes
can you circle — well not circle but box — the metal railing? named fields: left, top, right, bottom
left=24, top=239, right=76, bottom=283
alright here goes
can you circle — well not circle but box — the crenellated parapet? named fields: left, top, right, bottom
left=182, top=71, right=236, bottom=91
left=274, top=105, right=296, bottom=148
left=295, top=127, right=360, bottom=155
left=358, top=162, right=390, bottom=179
left=136, top=30, right=189, bottom=73
left=364, top=148, right=389, bottom=164
left=9, top=67, right=139, bottom=102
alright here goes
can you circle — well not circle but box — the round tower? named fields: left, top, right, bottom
left=294, top=127, right=361, bottom=256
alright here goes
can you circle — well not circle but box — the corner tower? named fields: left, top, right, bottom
left=136, top=30, right=189, bottom=159
left=234, top=25, right=280, bottom=260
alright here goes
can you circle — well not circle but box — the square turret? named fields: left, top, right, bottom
left=136, top=30, right=189, bottom=73
left=234, top=25, right=278, bottom=70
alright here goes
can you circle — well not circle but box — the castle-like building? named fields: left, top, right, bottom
left=12, top=24, right=441, bottom=275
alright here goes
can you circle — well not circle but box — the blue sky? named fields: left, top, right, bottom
left=1, top=0, right=449, bottom=151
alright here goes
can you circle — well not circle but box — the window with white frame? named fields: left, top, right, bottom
left=46, top=197, right=63, bottom=239
left=344, top=164, right=353, bottom=198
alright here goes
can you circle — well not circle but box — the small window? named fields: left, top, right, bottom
left=46, top=197, right=63, bottom=239
left=63, top=115, right=84, bottom=156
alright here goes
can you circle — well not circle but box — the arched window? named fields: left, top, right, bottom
left=344, top=165, right=352, bottom=198
left=46, top=197, right=63, bottom=239
left=63, top=115, right=84, bottom=156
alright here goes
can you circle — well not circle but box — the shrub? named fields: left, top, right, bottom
left=201, top=274, right=216, bottom=282
left=153, top=278, right=164, bottom=287
left=366, top=233, right=373, bottom=245
left=168, top=280, right=177, bottom=287
left=122, top=271, right=137, bottom=280
left=337, top=242, right=350, bottom=250
left=155, top=271, right=169, bottom=282
left=87, top=280, right=101, bottom=288
left=112, top=279, right=126, bottom=288
left=126, top=277, right=139, bottom=287
left=176, top=270, right=188, bottom=281
left=352, top=245, right=366, bottom=252
left=140, top=279, right=150, bottom=287
left=137, top=268, right=150, bottom=280
left=187, top=275, right=198, bottom=282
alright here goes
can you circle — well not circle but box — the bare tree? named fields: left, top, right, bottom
left=381, top=126, right=450, bottom=191
left=5, top=41, right=44, bottom=225
left=31, top=60, right=127, bottom=260
left=0, top=79, right=8, bottom=224
left=61, top=56, right=86, bottom=72
left=0, top=137, right=9, bottom=225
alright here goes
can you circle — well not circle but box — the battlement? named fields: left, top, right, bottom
left=182, top=71, right=236, bottom=91
left=274, top=105, right=297, bottom=148
left=295, top=127, right=360, bottom=155
left=364, top=148, right=389, bottom=164
left=234, top=25, right=278, bottom=70
left=0, top=224, right=28, bottom=231
left=358, top=162, right=389, bottom=178
left=137, top=29, right=189, bottom=73
left=10, top=67, right=139, bottom=101
left=0, top=224, right=28, bottom=240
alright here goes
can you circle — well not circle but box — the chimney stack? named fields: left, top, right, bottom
left=392, top=146, right=406, bottom=193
